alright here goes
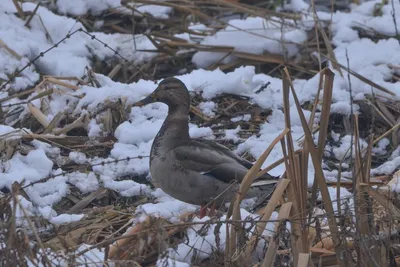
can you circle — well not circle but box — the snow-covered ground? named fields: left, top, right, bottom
left=1, top=0, right=400, bottom=265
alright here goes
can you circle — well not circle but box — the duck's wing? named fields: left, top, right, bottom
left=173, top=139, right=279, bottom=184
left=195, top=139, right=255, bottom=168
left=193, top=139, right=279, bottom=181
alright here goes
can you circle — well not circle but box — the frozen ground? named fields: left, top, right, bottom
left=1, top=0, right=400, bottom=265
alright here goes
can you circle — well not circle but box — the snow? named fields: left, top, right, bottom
left=13, top=195, right=83, bottom=225
left=136, top=189, right=197, bottom=222
left=55, top=0, right=173, bottom=19
left=192, top=17, right=308, bottom=68
left=0, top=1, right=158, bottom=93
left=198, top=101, right=216, bottom=117
left=166, top=209, right=278, bottom=264
left=68, top=172, right=99, bottom=194
left=284, top=0, right=310, bottom=12
left=75, top=244, right=106, bottom=266
left=318, top=187, right=353, bottom=213
left=372, top=138, right=390, bottom=155
left=334, top=38, right=400, bottom=97
left=1, top=149, right=54, bottom=190
left=236, top=107, right=313, bottom=178
left=387, top=169, right=400, bottom=192
left=0, top=125, right=31, bottom=139
left=316, top=0, right=400, bottom=43
left=69, top=151, right=87, bottom=164
left=56, top=0, right=120, bottom=16
left=135, top=4, right=173, bottom=19
left=174, top=23, right=212, bottom=43
left=231, top=114, right=251, bottom=122
left=372, top=147, right=400, bottom=175
left=156, top=258, right=190, bottom=267
left=331, top=134, right=368, bottom=161
left=224, top=126, right=241, bottom=143
left=2, top=0, right=400, bottom=263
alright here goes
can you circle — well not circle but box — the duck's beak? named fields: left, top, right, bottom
left=133, top=93, right=156, bottom=107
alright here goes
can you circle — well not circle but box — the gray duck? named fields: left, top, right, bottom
left=133, top=77, right=279, bottom=217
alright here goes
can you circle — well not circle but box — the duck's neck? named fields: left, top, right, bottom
left=151, top=106, right=190, bottom=157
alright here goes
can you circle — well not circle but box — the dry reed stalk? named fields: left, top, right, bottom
left=43, top=75, right=86, bottom=84
left=12, top=0, right=25, bottom=19
left=1, top=78, right=52, bottom=104
left=45, top=77, right=79, bottom=90
left=318, top=27, right=342, bottom=76
left=366, top=101, right=393, bottom=127
left=156, top=39, right=234, bottom=52
left=364, top=132, right=374, bottom=187
left=374, top=98, right=398, bottom=146
left=311, top=0, right=322, bottom=72
left=157, top=38, right=301, bottom=70
left=66, top=189, right=108, bottom=214
left=27, top=102, right=50, bottom=128
left=13, top=196, right=52, bottom=266
left=189, top=105, right=212, bottom=121
left=303, top=71, right=323, bottom=172
left=108, top=63, right=122, bottom=79
left=326, top=180, right=384, bottom=187
left=107, top=216, right=178, bottom=262
left=107, top=217, right=150, bottom=259
left=0, top=39, right=22, bottom=60
left=233, top=51, right=287, bottom=65
left=43, top=112, right=64, bottom=134
left=297, top=70, right=323, bottom=262
left=206, top=51, right=234, bottom=70
left=239, top=178, right=290, bottom=264
left=255, top=149, right=302, bottom=179
left=282, top=68, right=347, bottom=267
left=227, top=128, right=289, bottom=264
left=261, top=202, right=293, bottom=267
left=22, top=133, right=73, bottom=140
left=308, top=69, right=334, bottom=249
left=307, top=72, right=330, bottom=164
left=298, top=252, right=310, bottom=267
left=24, top=2, right=40, bottom=27
left=146, top=34, right=175, bottom=56
left=311, top=73, right=333, bottom=164
left=52, top=115, right=87, bottom=135
left=353, top=113, right=378, bottom=267
left=367, top=187, right=400, bottom=218
left=0, top=88, right=36, bottom=103
left=297, top=125, right=320, bottom=147
left=310, top=245, right=335, bottom=254
left=368, top=99, right=400, bottom=145
left=374, top=98, right=396, bottom=125
left=364, top=120, right=400, bottom=151
left=281, top=70, right=305, bottom=264
left=29, top=88, right=54, bottom=103
left=151, top=32, right=198, bottom=44
left=213, top=59, right=245, bottom=71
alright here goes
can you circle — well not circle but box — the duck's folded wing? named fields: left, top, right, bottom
left=193, top=139, right=254, bottom=169
left=173, top=141, right=278, bottom=184
left=187, top=139, right=278, bottom=180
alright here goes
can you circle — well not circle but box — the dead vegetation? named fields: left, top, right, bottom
left=2, top=0, right=400, bottom=266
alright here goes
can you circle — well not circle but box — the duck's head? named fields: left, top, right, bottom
left=134, top=78, right=190, bottom=110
